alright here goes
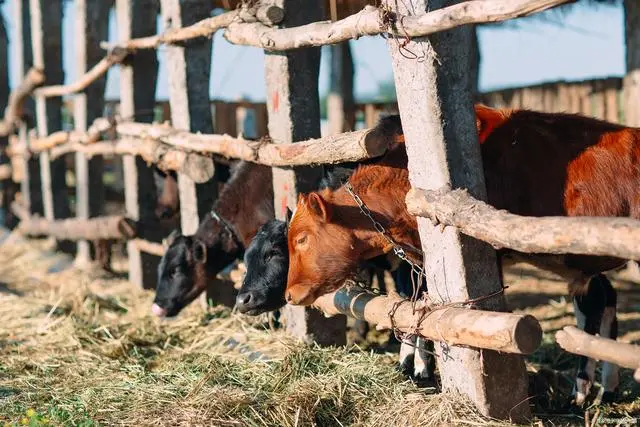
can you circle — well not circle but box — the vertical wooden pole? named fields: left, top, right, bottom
left=265, top=0, right=346, bottom=346
left=592, top=80, right=605, bottom=120
left=604, top=79, right=619, bottom=123
left=624, top=0, right=640, bottom=126
left=30, top=0, right=70, bottom=233
left=14, top=0, right=42, bottom=217
left=384, top=0, right=529, bottom=421
left=327, top=42, right=355, bottom=134
left=74, top=0, right=110, bottom=265
left=0, top=4, right=13, bottom=228
left=160, top=0, right=218, bottom=235
left=116, top=0, right=159, bottom=288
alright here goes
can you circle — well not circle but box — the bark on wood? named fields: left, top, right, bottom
left=266, top=0, right=346, bottom=347
left=73, top=0, right=111, bottom=265
left=0, top=164, right=12, bottom=181
left=405, top=187, right=640, bottom=261
left=31, top=0, right=70, bottom=234
left=624, top=0, right=640, bottom=127
left=13, top=0, right=43, bottom=218
left=555, top=326, right=640, bottom=371
left=18, top=214, right=137, bottom=240
left=47, top=138, right=214, bottom=183
left=101, top=5, right=282, bottom=52
left=385, top=0, right=529, bottom=421
left=132, top=238, right=165, bottom=256
left=117, top=0, right=160, bottom=289
left=160, top=0, right=218, bottom=235
left=0, top=68, right=45, bottom=137
left=224, top=0, right=568, bottom=50
left=34, top=48, right=126, bottom=99
left=313, top=286, right=542, bottom=355
left=20, top=119, right=393, bottom=166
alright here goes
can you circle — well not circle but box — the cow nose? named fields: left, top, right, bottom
left=235, top=292, right=253, bottom=310
left=285, top=291, right=293, bottom=303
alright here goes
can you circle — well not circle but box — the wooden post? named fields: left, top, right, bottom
left=160, top=0, right=225, bottom=308
left=30, top=0, right=70, bottom=236
left=604, top=79, right=620, bottom=123
left=116, top=0, right=160, bottom=288
left=265, top=0, right=346, bottom=346
left=327, top=41, right=355, bottom=134
left=13, top=0, right=42, bottom=217
left=624, top=0, right=640, bottom=126
left=0, top=4, right=14, bottom=228
left=384, top=0, right=529, bottom=421
left=74, top=0, right=110, bottom=265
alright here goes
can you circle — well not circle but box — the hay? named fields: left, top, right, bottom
left=1, top=235, right=638, bottom=426
left=0, top=236, right=505, bottom=427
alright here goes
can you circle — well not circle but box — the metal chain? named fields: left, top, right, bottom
left=344, top=182, right=425, bottom=280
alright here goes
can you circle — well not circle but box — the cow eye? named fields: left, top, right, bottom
left=296, top=234, right=308, bottom=246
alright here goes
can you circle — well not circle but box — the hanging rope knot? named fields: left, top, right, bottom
left=247, top=135, right=271, bottom=161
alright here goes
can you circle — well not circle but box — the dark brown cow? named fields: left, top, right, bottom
left=286, top=105, right=640, bottom=404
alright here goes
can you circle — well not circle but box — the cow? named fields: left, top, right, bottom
left=285, top=106, right=639, bottom=404
left=152, top=161, right=274, bottom=318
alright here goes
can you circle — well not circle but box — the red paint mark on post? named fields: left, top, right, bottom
left=272, top=91, right=280, bottom=113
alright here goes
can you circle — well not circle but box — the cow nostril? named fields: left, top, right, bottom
left=236, top=292, right=252, bottom=307
left=285, top=291, right=292, bottom=303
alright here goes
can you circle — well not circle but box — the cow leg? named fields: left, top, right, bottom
left=413, top=337, right=436, bottom=380
left=572, top=274, right=605, bottom=406
left=598, top=276, right=619, bottom=403
left=398, top=335, right=416, bottom=376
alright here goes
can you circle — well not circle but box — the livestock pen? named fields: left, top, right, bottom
left=0, top=0, right=639, bottom=425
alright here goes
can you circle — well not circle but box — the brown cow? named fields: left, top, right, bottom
left=286, top=105, right=640, bottom=404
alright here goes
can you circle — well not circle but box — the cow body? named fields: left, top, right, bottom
left=286, top=106, right=639, bottom=402
left=152, top=161, right=274, bottom=317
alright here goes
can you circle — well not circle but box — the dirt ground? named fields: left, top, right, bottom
left=0, top=232, right=638, bottom=426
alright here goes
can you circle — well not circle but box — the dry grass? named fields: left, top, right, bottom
left=0, top=233, right=507, bottom=427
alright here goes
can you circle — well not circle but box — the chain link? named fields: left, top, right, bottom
left=344, top=182, right=424, bottom=278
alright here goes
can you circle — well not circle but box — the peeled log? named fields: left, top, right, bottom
left=312, top=286, right=542, bottom=355
left=556, top=326, right=640, bottom=371
left=18, top=215, right=138, bottom=240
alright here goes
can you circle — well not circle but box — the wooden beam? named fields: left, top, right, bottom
left=224, top=0, right=569, bottom=50
left=0, top=68, right=45, bottom=137
left=20, top=119, right=394, bottom=166
left=556, top=326, right=640, bottom=371
left=406, top=187, right=640, bottom=261
left=18, top=214, right=137, bottom=241
left=313, top=287, right=542, bottom=355
left=266, top=0, right=346, bottom=347
left=116, top=0, right=160, bottom=289
left=30, top=0, right=70, bottom=243
left=46, top=138, right=215, bottom=184
left=385, top=0, right=529, bottom=421
left=73, top=0, right=111, bottom=265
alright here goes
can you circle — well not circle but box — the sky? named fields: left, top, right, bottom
left=0, top=1, right=626, bottom=102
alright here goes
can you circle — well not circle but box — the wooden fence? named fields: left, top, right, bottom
left=1, top=0, right=638, bottom=421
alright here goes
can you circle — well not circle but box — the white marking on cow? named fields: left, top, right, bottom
left=413, top=337, right=431, bottom=379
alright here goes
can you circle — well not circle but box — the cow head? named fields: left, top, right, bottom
left=235, top=219, right=288, bottom=315
left=286, top=192, right=360, bottom=305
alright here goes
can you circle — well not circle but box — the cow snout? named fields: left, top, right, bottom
left=151, top=303, right=168, bottom=317
left=235, top=291, right=254, bottom=312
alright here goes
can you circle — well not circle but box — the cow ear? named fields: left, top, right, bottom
left=193, top=239, right=207, bottom=264
left=163, top=229, right=180, bottom=249
left=308, top=192, right=331, bottom=222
